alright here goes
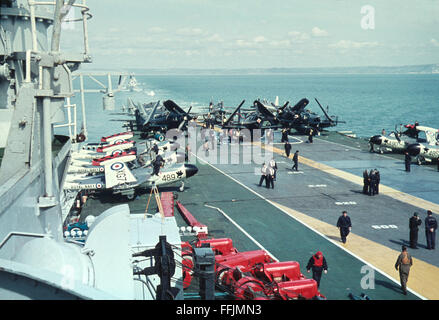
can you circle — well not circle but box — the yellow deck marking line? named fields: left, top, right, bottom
left=259, top=142, right=439, bottom=214
left=273, top=201, right=439, bottom=300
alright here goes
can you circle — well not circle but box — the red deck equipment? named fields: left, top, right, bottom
left=174, top=199, right=325, bottom=300
left=160, top=192, right=174, bottom=217
left=176, top=201, right=208, bottom=236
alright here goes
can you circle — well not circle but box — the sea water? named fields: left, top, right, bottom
left=65, top=73, right=439, bottom=141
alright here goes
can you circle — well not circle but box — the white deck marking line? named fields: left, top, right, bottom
left=204, top=204, right=279, bottom=262
left=273, top=138, right=303, bottom=145
left=192, top=152, right=427, bottom=300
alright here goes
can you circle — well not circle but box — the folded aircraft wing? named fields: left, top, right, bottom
left=163, top=100, right=187, bottom=116
left=291, top=98, right=309, bottom=113
left=143, top=100, right=160, bottom=126
left=222, top=100, right=245, bottom=128
left=104, top=161, right=138, bottom=189
left=255, top=100, right=278, bottom=125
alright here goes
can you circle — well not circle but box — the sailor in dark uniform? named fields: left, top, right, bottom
left=306, top=251, right=328, bottom=289
left=395, top=246, right=413, bottom=295
left=308, top=128, right=314, bottom=143
left=409, top=212, right=422, bottom=249
left=152, top=154, right=165, bottom=176
left=284, top=140, right=292, bottom=158
left=337, top=211, right=352, bottom=244
left=362, top=170, right=370, bottom=194
left=292, top=150, right=299, bottom=171
left=151, top=143, right=159, bottom=157
left=368, top=169, right=374, bottom=196
left=425, top=210, right=437, bottom=250
left=369, top=169, right=377, bottom=196
left=375, top=169, right=380, bottom=194
left=404, top=151, right=411, bottom=172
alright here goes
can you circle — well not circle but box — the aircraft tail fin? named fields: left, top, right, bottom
left=104, top=162, right=137, bottom=189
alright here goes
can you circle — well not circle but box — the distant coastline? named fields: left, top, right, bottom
left=84, top=63, right=439, bottom=75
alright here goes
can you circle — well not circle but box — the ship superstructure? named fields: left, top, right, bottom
left=0, top=0, right=183, bottom=300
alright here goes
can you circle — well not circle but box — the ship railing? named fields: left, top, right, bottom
left=0, top=232, right=50, bottom=251
left=27, top=0, right=92, bottom=54
left=54, top=102, right=78, bottom=141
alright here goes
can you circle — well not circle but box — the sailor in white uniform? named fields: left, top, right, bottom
left=258, top=163, right=268, bottom=187
left=269, top=158, right=278, bottom=181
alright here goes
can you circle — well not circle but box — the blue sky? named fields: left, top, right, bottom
left=63, top=0, right=439, bottom=69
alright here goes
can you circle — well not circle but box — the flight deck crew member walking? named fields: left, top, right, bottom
left=337, top=211, right=352, bottom=244
left=306, top=251, right=328, bottom=289
left=292, top=150, right=299, bottom=171
left=404, top=152, right=411, bottom=172
left=284, top=140, right=292, bottom=158
left=362, top=170, right=370, bottom=195
left=258, top=163, right=268, bottom=187
left=409, top=212, right=422, bottom=249
left=425, top=210, right=437, bottom=250
left=395, top=246, right=413, bottom=295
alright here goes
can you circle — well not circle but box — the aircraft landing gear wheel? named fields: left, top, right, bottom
left=417, top=156, right=424, bottom=165
left=179, top=182, right=185, bottom=192
left=126, top=193, right=135, bottom=201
